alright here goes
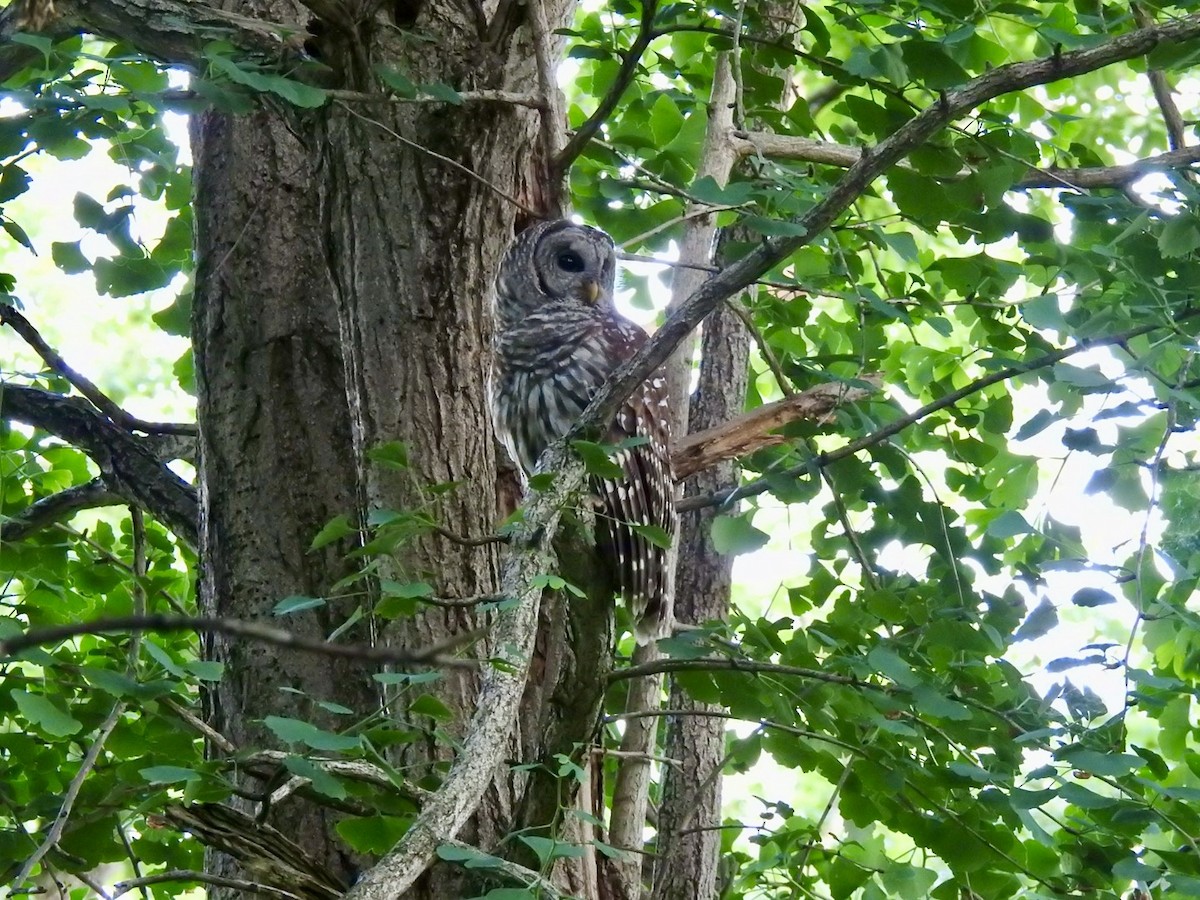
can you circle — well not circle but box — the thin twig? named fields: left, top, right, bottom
left=162, top=696, right=238, bottom=754
left=10, top=701, right=125, bottom=889
left=111, top=871, right=305, bottom=900
left=0, top=614, right=483, bottom=668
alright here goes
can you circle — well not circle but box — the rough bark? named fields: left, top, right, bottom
left=652, top=303, right=749, bottom=900
left=311, top=1, right=588, bottom=893
left=190, top=62, right=374, bottom=895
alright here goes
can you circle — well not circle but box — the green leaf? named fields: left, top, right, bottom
left=880, top=863, right=938, bottom=900
left=381, top=580, right=433, bottom=599
left=273, top=595, right=327, bottom=615
left=1014, top=598, right=1057, bottom=641
left=421, top=82, right=463, bottom=105
left=376, top=67, right=418, bottom=97
left=11, top=690, right=82, bottom=737
left=572, top=440, right=623, bottom=478
left=1159, top=214, right=1200, bottom=258
left=337, top=816, right=410, bottom=854
left=0, top=165, right=30, bottom=203
left=1070, top=587, right=1115, bottom=608
left=2, top=218, right=34, bottom=253
left=409, top=694, right=453, bottom=720
left=866, top=646, right=920, bottom=688
left=628, top=522, right=672, bottom=549
left=310, top=514, right=356, bottom=550
left=283, top=755, right=348, bottom=800
left=518, top=835, right=585, bottom=864
left=1057, top=748, right=1143, bottom=777
left=51, top=241, right=91, bottom=274
left=648, top=92, right=685, bottom=146
left=367, top=440, right=410, bottom=469
left=140, top=765, right=200, bottom=784
left=986, top=510, right=1032, bottom=538
left=263, top=716, right=360, bottom=751
left=710, top=514, right=769, bottom=555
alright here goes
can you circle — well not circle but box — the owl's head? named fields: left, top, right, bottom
left=495, top=220, right=617, bottom=326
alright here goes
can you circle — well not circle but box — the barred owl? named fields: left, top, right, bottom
left=490, top=219, right=676, bottom=643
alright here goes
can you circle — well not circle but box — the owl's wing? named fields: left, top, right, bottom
left=593, top=317, right=677, bottom=642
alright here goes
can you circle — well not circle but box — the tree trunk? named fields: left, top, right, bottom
left=190, top=99, right=375, bottom=892
left=652, top=303, right=749, bottom=900
left=192, top=1, right=613, bottom=896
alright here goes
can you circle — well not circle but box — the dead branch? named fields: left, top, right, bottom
left=682, top=312, right=1200, bottom=512
left=671, top=378, right=880, bottom=481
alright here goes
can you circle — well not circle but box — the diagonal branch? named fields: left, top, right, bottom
left=733, top=131, right=1200, bottom=189
left=0, top=477, right=121, bottom=543
left=551, top=0, right=659, bottom=180
left=1, top=383, right=199, bottom=547
left=343, top=459, right=570, bottom=898
left=569, top=12, right=1200, bottom=451
left=2, top=305, right=196, bottom=435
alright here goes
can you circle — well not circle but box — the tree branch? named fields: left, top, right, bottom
left=733, top=130, right=1200, bottom=189
left=1, top=384, right=199, bottom=547
left=670, top=378, right=880, bottom=481
left=1132, top=3, right=1188, bottom=151
left=0, top=0, right=309, bottom=82
left=551, top=0, right=659, bottom=180
left=1, top=305, right=196, bottom=435
left=0, top=477, right=122, bottom=543
left=437, top=838, right=569, bottom=900
left=610, top=656, right=865, bottom=686
left=343, top=456, right=569, bottom=898
left=0, top=614, right=482, bottom=669
left=111, top=872, right=303, bottom=900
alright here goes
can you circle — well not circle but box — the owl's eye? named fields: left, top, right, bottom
left=556, top=251, right=585, bottom=273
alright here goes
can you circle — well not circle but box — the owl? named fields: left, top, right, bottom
left=490, top=219, right=676, bottom=644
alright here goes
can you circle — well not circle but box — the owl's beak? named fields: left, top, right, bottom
left=582, top=278, right=601, bottom=304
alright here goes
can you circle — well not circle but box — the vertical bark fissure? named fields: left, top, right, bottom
left=191, top=96, right=377, bottom=896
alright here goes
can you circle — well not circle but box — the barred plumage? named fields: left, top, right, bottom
left=490, top=219, right=676, bottom=643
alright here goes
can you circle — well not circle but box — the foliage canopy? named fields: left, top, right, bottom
left=2, top=1, right=1200, bottom=898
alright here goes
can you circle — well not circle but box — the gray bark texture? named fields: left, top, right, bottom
left=183, top=0, right=610, bottom=896
left=190, top=94, right=375, bottom=891
left=652, top=303, right=750, bottom=900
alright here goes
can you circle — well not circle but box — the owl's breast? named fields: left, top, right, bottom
left=491, top=322, right=614, bottom=474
